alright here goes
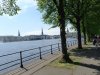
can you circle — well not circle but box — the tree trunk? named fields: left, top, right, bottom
left=58, top=0, right=72, bottom=63
left=87, top=33, right=91, bottom=42
left=76, top=1, right=82, bottom=49
left=76, top=16, right=82, bottom=49
left=83, top=26, right=87, bottom=45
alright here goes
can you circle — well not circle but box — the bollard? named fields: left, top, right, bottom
left=20, top=51, right=24, bottom=68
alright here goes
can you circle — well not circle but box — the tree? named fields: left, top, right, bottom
left=66, top=0, right=97, bottom=48
left=0, top=0, right=20, bottom=16
left=83, top=0, right=100, bottom=41
left=37, top=0, right=100, bottom=62
left=37, top=0, right=73, bottom=63
left=67, top=0, right=88, bottom=49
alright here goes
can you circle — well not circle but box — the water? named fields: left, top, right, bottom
left=0, top=38, right=77, bottom=74
left=0, top=38, right=76, bottom=55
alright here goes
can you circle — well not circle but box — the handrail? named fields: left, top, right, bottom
left=0, top=40, right=78, bottom=74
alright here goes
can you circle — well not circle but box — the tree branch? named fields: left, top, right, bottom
left=52, top=0, right=59, bottom=9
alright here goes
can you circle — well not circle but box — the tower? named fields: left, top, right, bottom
left=18, top=30, right=20, bottom=36
left=41, top=28, right=44, bottom=35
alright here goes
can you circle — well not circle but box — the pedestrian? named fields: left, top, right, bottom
left=93, top=36, right=97, bottom=45
left=96, top=36, right=99, bottom=47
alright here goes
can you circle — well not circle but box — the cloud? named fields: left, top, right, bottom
left=17, top=0, right=38, bottom=14
left=17, top=0, right=37, bottom=8
left=24, top=30, right=41, bottom=36
left=23, top=26, right=75, bottom=36
left=23, top=28, right=60, bottom=36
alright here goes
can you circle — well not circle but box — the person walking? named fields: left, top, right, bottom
left=95, top=36, right=99, bottom=47
left=93, top=36, right=97, bottom=45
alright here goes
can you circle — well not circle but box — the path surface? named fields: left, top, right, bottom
left=32, top=58, right=100, bottom=75
left=4, top=44, right=100, bottom=75
left=32, top=45, right=100, bottom=75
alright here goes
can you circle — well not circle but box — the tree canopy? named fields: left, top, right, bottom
left=0, top=0, right=20, bottom=16
left=37, top=0, right=100, bottom=49
left=36, top=0, right=100, bottom=62
left=37, top=0, right=73, bottom=62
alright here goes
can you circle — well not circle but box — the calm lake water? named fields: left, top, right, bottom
left=0, top=38, right=76, bottom=55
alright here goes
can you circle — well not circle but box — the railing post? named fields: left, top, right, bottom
left=20, top=51, right=23, bottom=68
left=39, top=47, right=42, bottom=59
left=73, top=41, right=74, bottom=45
left=74, top=40, right=75, bottom=45
left=70, top=41, right=72, bottom=46
left=75, top=40, right=76, bottom=44
left=76, top=40, right=77, bottom=44
left=58, top=43, right=60, bottom=51
left=51, top=45, right=53, bottom=54
left=67, top=42, right=69, bottom=47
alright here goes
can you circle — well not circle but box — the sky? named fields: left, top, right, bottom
left=0, top=0, right=74, bottom=36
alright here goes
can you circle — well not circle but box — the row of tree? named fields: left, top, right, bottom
left=36, top=0, right=100, bottom=63
left=0, top=0, right=100, bottom=63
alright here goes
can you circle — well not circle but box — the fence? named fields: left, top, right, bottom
left=0, top=40, right=77, bottom=73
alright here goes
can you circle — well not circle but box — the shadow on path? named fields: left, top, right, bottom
left=73, top=62, right=100, bottom=71
left=70, top=46, right=100, bottom=75
left=71, top=47, right=100, bottom=60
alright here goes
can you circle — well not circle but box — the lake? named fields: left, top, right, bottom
left=0, top=38, right=77, bottom=55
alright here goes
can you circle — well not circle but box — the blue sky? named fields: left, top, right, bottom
left=0, top=0, right=73, bottom=36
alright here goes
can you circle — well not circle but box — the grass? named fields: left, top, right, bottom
left=48, top=45, right=92, bottom=70
left=48, top=55, right=83, bottom=69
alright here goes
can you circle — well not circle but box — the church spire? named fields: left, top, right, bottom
left=41, top=28, right=44, bottom=35
left=18, top=30, right=20, bottom=36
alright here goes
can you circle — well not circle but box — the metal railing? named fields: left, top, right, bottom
left=0, top=40, right=77, bottom=73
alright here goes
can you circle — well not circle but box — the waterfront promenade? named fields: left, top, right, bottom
left=4, top=44, right=100, bottom=75
left=3, top=44, right=77, bottom=75
left=0, top=38, right=77, bottom=75
left=32, top=45, right=100, bottom=75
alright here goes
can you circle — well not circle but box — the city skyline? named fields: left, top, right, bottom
left=0, top=0, right=74, bottom=36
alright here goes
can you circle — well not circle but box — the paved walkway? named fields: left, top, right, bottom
left=4, top=44, right=100, bottom=75
left=32, top=58, right=100, bottom=75
left=32, top=45, right=100, bottom=75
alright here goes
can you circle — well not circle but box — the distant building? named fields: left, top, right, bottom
left=0, top=29, right=61, bottom=42
left=49, top=35, right=60, bottom=39
left=66, top=32, right=77, bottom=38
left=0, top=36, right=22, bottom=42
left=40, top=28, right=52, bottom=39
